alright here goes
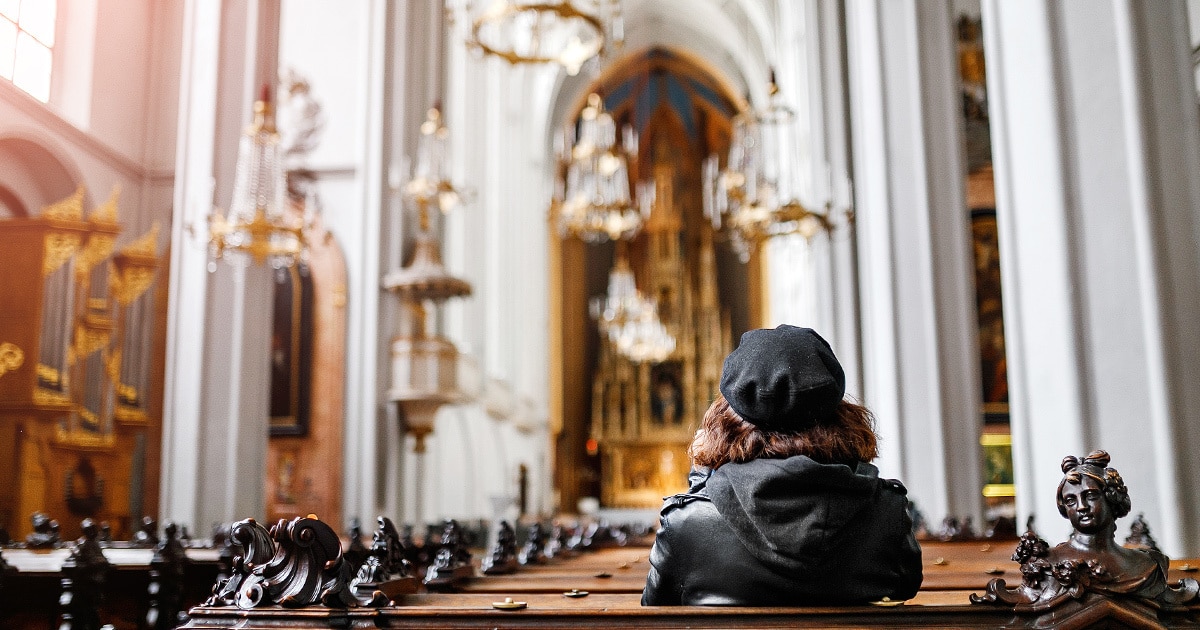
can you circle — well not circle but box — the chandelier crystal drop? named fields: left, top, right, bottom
left=555, top=93, right=649, bottom=242
left=205, top=86, right=310, bottom=268
left=589, top=255, right=675, bottom=364
left=703, top=73, right=832, bottom=262
left=463, top=0, right=624, bottom=76
left=404, top=105, right=469, bottom=231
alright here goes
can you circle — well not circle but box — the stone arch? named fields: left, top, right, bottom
left=0, top=134, right=88, bottom=213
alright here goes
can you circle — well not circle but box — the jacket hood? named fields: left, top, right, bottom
left=705, top=456, right=884, bottom=574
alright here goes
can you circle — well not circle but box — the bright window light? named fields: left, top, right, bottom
left=13, top=30, right=48, bottom=100
left=17, top=0, right=52, bottom=45
left=0, top=0, right=55, bottom=102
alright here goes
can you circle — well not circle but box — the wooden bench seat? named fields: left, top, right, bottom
left=181, top=590, right=1200, bottom=629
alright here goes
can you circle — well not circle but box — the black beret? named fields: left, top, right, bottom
left=719, top=325, right=846, bottom=429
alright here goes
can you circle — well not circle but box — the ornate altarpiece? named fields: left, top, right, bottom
left=590, top=154, right=732, bottom=508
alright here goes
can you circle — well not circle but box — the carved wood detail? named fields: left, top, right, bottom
left=971, top=450, right=1200, bottom=628
left=206, top=516, right=359, bottom=609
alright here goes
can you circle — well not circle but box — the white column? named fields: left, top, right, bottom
left=161, top=0, right=280, bottom=533
left=983, top=0, right=1200, bottom=555
left=387, top=0, right=454, bottom=526
left=813, top=0, right=863, bottom=398
left=845, top=0, right=983, bottom=524
left=341, top=0, right=390, bottom=531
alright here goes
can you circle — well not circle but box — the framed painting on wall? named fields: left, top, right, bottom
left=972, top=208, right=1009, bottom=423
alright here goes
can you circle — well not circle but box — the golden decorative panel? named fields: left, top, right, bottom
left=75, top=233, right=118, bottom=280
left=53, top=426, right=115, bottom=451
left=120, top=223, right=159, bottom=258
left=33, top=387, right=71, bottom=407
left=40, top=187, right=85, bottom=221
left=43, top=232, right=82, bottom=276
left=108, top=266, right=157, bottom=306
left=115, top=382, right=139, bottom=406
left=36, top=363, right=61, bottom=387
left=113, top=404, right=148, bottom=425
left=0, top=342, right=24, bottom=378
left=70, top=323, right=112, bottom=364
left=89, top=186, right=120, bottom=225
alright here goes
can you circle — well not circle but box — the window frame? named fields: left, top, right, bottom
left=0, top=0, right=58, bottom=103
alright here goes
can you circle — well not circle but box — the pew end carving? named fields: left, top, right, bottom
left=481, top=520, right=518, bottom=575
left=971, top=450, right=1200, bottom=628
left=204, top=515, right=359, bottom=609
left=58, top=518, right=111, bottom=630
left=423, top=519, right=474, bottom=590
left=350, top=516, right=417, bottom=605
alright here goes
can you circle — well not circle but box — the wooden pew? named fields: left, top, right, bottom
left=181, top=589, right=1200, bottom=629
left=0, top=545, right=220, bottom=630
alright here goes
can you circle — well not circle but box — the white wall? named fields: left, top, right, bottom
left=1, top=0, right=180, bottom=237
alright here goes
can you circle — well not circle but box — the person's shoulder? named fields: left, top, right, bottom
left=880, top=477, right=909, bottom=495
left=659, top=486, right=718, bottom=530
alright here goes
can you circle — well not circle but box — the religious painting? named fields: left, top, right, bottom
left=600, top=443, right=688, bottom=508
left=649, top=361, right=684, bottom=427
left=972, top=209, right=1009, bottom=421
left=269, top=263, right=314, bottom=436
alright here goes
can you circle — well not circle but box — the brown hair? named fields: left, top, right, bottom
left=688, top=393, right=879, bottom=468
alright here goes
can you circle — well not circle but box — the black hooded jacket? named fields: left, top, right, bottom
left=641, top=456, right=923, bottom=606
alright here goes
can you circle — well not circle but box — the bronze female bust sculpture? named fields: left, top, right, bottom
left=973, top=450, right=1199, bottom=616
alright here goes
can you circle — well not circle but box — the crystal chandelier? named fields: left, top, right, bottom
left=554, top=93, right=650, bottom=242
left=204, top=87, right=310, bottom=268
left=462, top=0, right=624, bottom=76
left=589, top=253, right=675, bottom=364
left=384, top=104, right=472, bottom=302
left=703, top=73, right=831, bottom=262
left=403, top=105, right=468, bottom=230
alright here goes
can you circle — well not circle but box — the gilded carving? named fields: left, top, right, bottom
left=0, top=342, right=25, bottom=378
left=114, top=405, right=147, bottom=425
left=108, top=266, right=157, bottom=306
left=121, top=223, right=159, bottom=258
left=43, top=232, right=82, bottom=276
left=78, top=407, right=102, bottom=431
left=53, top=426, right=115, bottom=450
left=34, top=387, right=71, bottom=407
left=40, top=187, right=85, bottom=221
left=36, top=363, right=61, bottom=387
left=75, top=232, right=117, bottom=280
left=89, top=186, right=120, bottom=225
left=71, top=324, right=112, bottom=362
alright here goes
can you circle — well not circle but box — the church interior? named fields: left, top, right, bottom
left=3, top=0, right=1200, bottom=626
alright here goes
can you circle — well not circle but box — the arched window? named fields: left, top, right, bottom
left=0, top=0, right=56, bottom=102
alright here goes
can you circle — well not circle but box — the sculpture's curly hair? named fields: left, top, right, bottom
left=688, top=393, right=878, bottom=468
left=1056, top=450, right=1131, bottom=519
